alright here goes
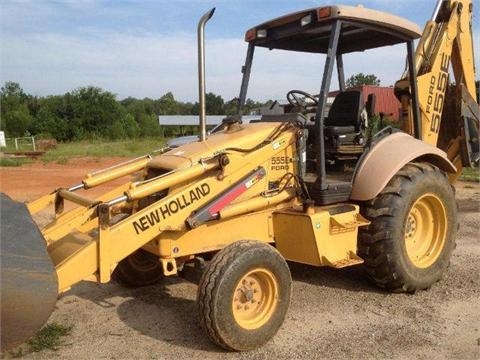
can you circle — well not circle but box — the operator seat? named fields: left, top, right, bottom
left=324, top=90, right=364, bottom=137
left=324, top=90, right=366, bottom=159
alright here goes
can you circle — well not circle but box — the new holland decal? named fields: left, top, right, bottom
left=132, top=183, right=210, bottom=234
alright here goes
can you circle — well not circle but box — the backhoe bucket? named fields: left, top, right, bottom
left=1, top=193, right=58, bottom=351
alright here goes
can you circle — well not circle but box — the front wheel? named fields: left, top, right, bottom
left=359, top=162, right=457, bottom=292
left=197, top=240, right=291, bottom=351
left=112, top=249, right=163, bottom=287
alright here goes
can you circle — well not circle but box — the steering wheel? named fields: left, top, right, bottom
left=286, top=90, right=318, bottom=109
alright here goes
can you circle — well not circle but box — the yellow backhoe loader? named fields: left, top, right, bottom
left=1, top=0, right=478, bottom=352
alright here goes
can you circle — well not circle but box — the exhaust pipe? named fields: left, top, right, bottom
left=197, top=8, right=215, bottom=142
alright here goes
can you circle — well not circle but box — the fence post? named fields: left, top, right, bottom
left=14, top=138, right=18, bottom=150
left=32, top=136, right=36, bottom=151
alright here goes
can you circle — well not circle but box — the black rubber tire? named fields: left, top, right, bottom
left=197, top=240, right=291, bottom=351
left=112, top=249, right=163, bottom=287
left=359, top=162, right=457, bottom=293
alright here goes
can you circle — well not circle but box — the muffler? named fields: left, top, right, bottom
left=197, top=7, right=215, bottom=141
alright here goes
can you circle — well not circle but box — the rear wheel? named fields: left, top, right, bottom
left=197, top=240, right=291, bottom=351
left=112, top=249, right=163, bottom=287
left=359, top=162, right=457, bottom=292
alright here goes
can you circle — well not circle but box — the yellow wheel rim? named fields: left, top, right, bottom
left=404, top=193, right=447, bottom=268
left=232, top=268, right=278, bottom=330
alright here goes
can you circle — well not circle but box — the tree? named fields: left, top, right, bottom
left=346, top=73, right=381, bottom=88
left=70, top=86, right=123, bottom=138
left=1, top=81, right=27, bottom=102
left=205, top=92, right=224, bottom=115
left=157, top=92, right=179, bottom=115
left=1, top=82, right=30, bottom=134
left=224, top=97, right=239, bottom=115
left=35, top=95, right=78, bottom=141
left=3, top=107, right=32, bottom=137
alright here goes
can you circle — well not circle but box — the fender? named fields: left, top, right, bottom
left=351, top=132, right=456, bottom=201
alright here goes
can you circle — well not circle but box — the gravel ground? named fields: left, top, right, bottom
left=1, top=161, right=479, bottom=359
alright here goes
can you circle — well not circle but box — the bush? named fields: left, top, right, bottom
left=3, top=107, right=32, bottom=137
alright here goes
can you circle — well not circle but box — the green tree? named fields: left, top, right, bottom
left=157, top=92, right=179, bottom=115
left=205, top=92, right=224, bottom=115
left=224, top=97, right=239, bottom=115
left=1, top=81, right=27, bottom=103
left=177, top=101, right=196, bottom=115
left=3, top=106, right=32, bottom=137
left=70, top=86, right=123, bottom=139
left=122, top=98, right=160, bottom=137
left=1, top=82, right=31, bottom=135
left=346, top=73, right=381, bottom=88
left=136, top=113, right=161, bottom=137
left=35, top=95, right=78, bottom=141
left=121, top=113, right=141, bottom=138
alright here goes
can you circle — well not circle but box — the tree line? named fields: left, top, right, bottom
left=1, top=73, right=391, bottom=141
left=0, top=82, right=267, bottom=141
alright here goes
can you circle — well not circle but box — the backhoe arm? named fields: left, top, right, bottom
left=396, top=0, right=478, bottom=177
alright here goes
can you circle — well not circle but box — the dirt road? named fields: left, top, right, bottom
left=1, top=159, right=479, bottom=359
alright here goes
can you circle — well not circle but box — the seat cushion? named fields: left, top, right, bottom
left=324, top=125, right=356, bottom=136
left=325, top=90, right=364, bottom=132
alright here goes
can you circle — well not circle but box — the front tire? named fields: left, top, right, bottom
left=359, top=162, right=457, bottom=292
left=112, top=249, right=163, bottom=287
left=197, top=240, right=291, bottom=351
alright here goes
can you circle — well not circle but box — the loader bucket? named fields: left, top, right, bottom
left=0, top=193, right=58, bottom=351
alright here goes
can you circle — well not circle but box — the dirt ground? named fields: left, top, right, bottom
left=1, top=158, right=479, bottom=359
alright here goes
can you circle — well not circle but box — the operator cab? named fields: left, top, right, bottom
left=237, top=4, right=422, bottom=204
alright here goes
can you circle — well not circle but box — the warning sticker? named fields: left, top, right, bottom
left=272, top=139, right=286, bottom=150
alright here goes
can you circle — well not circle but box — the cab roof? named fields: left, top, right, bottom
left=245, top=4, right=422, bottom=54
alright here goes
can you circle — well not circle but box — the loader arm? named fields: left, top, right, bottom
left=395, top=0, right=479, bottom=177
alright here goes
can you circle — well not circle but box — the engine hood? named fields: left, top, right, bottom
left=148, top=122, right=290, bottom=171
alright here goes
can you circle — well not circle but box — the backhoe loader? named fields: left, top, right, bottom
left=1, top=0, right=478, bottom=352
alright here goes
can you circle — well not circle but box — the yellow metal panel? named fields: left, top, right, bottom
left=47, top=233, right=98, bottom=292
left=156, top=208, right=276, bottom=258
left=27, top=193, right=56, bottom=215
left=273, top=205, right=368, bottom=268
left=99, top=226, right=111, bottom=283
left=273, top=210, right=325, bottom=266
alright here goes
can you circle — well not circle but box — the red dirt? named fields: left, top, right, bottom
left=0, top=157, right=131, bottom=202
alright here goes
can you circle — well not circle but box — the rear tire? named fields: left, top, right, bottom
left=359, top=162, right=457, bottom=292
left=112, top=249, right=163, bottom=287
left=197, top=240, right=291, bottom=351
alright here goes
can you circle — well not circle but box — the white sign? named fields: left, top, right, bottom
left=0, top=131, right=5, bottom=148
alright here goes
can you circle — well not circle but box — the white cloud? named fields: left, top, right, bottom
left=2, top=24, right=478, bottom=102
left=0, top=32, right=402, bottom=101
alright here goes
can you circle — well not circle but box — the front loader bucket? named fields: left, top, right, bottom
left=1, top=193, right=58, bottom=351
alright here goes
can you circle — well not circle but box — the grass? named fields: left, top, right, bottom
left=3, top=139, right=36, bottom=153
left=10, top=322, right=73, bottom=357
left=0, top=157, right=31, bottom=167
left=460, top=167, right=480, bottom=182
left=27, top=322, right=72, bottom=353
left=40, top=137, right=167, bottom=163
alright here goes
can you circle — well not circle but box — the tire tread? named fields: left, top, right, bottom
left=359, top=162, right=457, bottom=292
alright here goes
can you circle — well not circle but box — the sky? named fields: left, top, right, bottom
left=1, top=0, right=479, bottom=102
